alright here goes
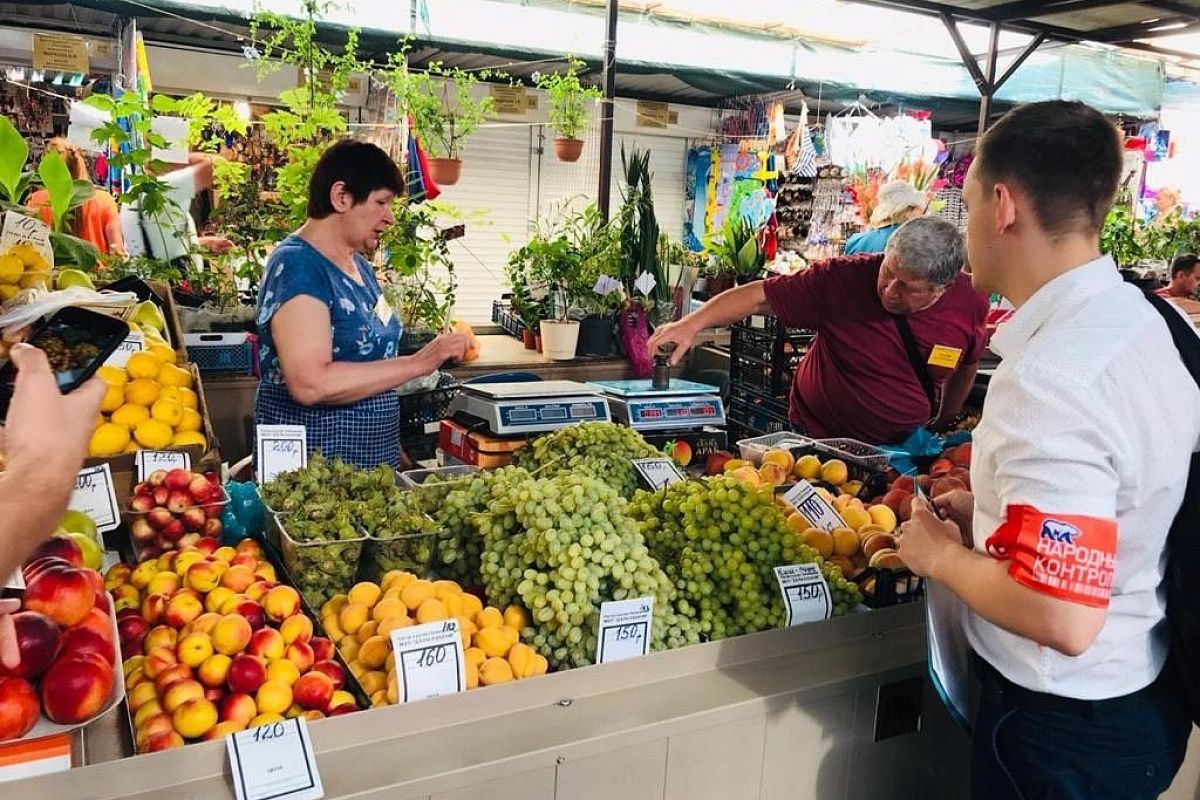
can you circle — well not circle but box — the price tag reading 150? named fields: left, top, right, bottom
left=226, top=717, right=324, bottom=800
left=389, top=618, right=466, bottom=703
left=596, top=596, right=654, bottom=664
left=774, top=563, right=832, bottom=626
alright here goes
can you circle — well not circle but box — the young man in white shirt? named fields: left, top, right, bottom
left=899, top=100, right=1199, bottom=798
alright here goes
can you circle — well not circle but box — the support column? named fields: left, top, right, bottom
left=978, top=22, right=1000, bottom=133
left=597, top=0, right=619, bottom=221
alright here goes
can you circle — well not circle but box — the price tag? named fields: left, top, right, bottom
left=389, top=618, right=466, bottom=703
left=596, top=596, right=653, bottom=664
left=774, top=563, right=832, bottom=626
left=634, top=271, right=657, bottom=297
left=0, top=211, right=53, bottom=270
left=226, top=718, right=324, bottom=800
left=632, top=458, right=686, bottom=491
left=69, top=464, right=119, bottom=532
left=592, top=275, right=621, bottom=296
left=256, top=425, right=308, bottom=484
left=135, top=450, right=190, bottom=481
left=782, top=481, right=847, bottom=533
left=102, top=330, right=145, bottom=369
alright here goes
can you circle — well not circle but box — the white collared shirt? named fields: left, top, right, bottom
left=967, top=255, right=1200, bottom=699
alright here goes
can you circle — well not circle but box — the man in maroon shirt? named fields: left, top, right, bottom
left=649, top=217, right=988, bottom=444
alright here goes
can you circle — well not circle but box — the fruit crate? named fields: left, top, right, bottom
left=126, top=484, right=230, bottom=563
left=358, top=528, right=437, bottom=584
left=491, top=299, right=526, bottom=339
left=855, top=566, right=923, bottom=609
left=727, top=398, right=791, bottom=437
left=183, top=332, right=258, bottom=377
left=736, top=431, right=818, bottom=465
left=730, top=384, right=789, bottom=420
left=399, top=465, right=480, bottom=514
left=274, top=514, right=368, bottom=608
left=729, top=318, right=814, bottom=397
left=402, top=430, right=440, bottom=464
left=399, top=374, right=461, bottom=432
left=815, top=438, right=891, bottom=470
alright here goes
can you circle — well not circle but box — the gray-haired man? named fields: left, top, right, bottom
left=649, top=217, right=989, bottom=443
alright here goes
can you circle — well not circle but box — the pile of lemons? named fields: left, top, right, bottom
left=0, top=243, right=51, bottom=301
left=89, top=349, right=207, bottom=457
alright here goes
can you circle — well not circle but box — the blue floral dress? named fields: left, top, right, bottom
left=255, top=234, right=403, bottom=469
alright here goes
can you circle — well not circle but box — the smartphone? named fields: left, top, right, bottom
left=0, top=306, right=131, bottom=420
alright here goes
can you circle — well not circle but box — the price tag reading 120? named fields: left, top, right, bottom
left=774, top=563, right=832, bottom=626
left=226, top=717, right=324, bottom=800
left=596, top=596, right=654, bottom=664
left=256, top=424, right=308, bottom=484
left=389, top=618, right=466, bottom=703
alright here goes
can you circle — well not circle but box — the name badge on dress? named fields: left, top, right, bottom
left=928, top=345, right=962, bottom=369
left=374, top=294, right=394, bottom=326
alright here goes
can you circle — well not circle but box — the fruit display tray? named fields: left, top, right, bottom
left=125, top=485, right=230, bottom=564
left=273, top=514, right=369, bottom=609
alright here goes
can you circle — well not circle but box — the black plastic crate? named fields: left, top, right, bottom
left=856, top=566, right=924, bottom=608
left=491, top=299, right=526, bottom=339
left=730, top=384, right=789, bottom=418
left=728, top=398, right=791, bottom=435
left=729, top=318, right=813, bottom=397
left=399, top=374, right=461, bottom=429
left=402, top=431, right=440, bottom=463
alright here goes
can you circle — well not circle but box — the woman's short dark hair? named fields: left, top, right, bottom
left=307, top=139, right=405, bottom=219
left=975, top=101, right=1121, bottom=237
left=1172, top=254, right=1200, bottom=277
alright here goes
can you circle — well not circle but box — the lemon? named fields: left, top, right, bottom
left=0, top=285, right=20, bottom=301
left=100, top=384, right=124, bottom=413
left=171, top=431, right=208, bottom=450
left=158, top=386, right=182, bottom=405
left=148, top=344, right=175, bottom=365
left=132, top=301, right=167, bottom=335
left=157, top=363, right=192, bottom=389
left=125, top=378, right=161, bottom=407
left=93, top=413, right=105, bottom=430
left=9, top=243, right=44, bottom=269
left=89, top=423, right=131, bottom=457
left=173, top=407, right=202, bottom=433
left=111, top=404, right=151, bottom=428
left=133, top=418, right=173, bottom=449
left=97, top=366, right=127, bottom=388
left=126, top=352, right=161, bottom=380
left=176, top=388, right=199, bottom=410
left=123, top=441, right=142, bottom=454
left=150, top=399, right=183, bottom=427
left=0, top=255, right=22, bottom=284
left=55, top=269, right=95, bottom=290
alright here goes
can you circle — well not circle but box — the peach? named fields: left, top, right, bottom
left=235, top=539, right=263, bottom=558
left=220, top=564, right=256, bottom=593
left=212, top=614, right=253, bottom=656
left=245, top=580, right=275, bottom=603
left=230, top=553, right=258, bottom=570
left=302, top=710, right=325, bottom=722
left=58, top=626, right=116, bottom=666
left=284, top=641, right=314, bottom=673
left=133, top=698, right=164, bottom=729
left=255, top=679, right=293, bottom=716
left=220, top=594, right=250, bottom=615
left=198, top=654, right=232, bottom=689
left=127, top=680, right=159, bottom=713
left=143, top=645, right=179, bottom=680
left=212, top=545, right=236, bottom=563
left=24, top=566, right=96, bottom=627
left=141, top=730, right=185, bottom=752
left=124, top=667, right=148, bottom=691
left=263, top=586, right=301, bottom=623
left=279, top=614, right=313, bottom=645
left=129, top=560, right=161, bottom=590
left=144, top=625, right=178, bottom=653
left=2, top=610, right=62, bottom=681
left=254, top=563, right=277, bottom=584
left=165, top=592, right=203, bottom=629
left=145, top=571, right=181, bottom=598
left=234, top=601, right=267, bottom=632
left=227, top=654, right=267, bottom=695
left=757, top=462, right=789, bottom=487
left=310, top=637, right=334, bottom=662
left=221, top=692, right=258, bottom=727
left=194, top=536, right=221, bottom=556
left=173, top=551, right=206, bottom=576
left=110, top=584, right=141, bottom=613
left=185, top=561, right=221, bottom=594
left=172, top=697, right=218, bottom=739
left=177, top=632, right=214, bottom=668
left=141, top=593, right=170, bottom=625
left=328, top=690, right=356, bottom=711
left=40, top=654, right=114, bottom=724
left=248, top=712, right=285, bottom=728
left=204, top=686, right=227, bottom=704
left=292, top=671, right=334, bottom=711
left=310, top=660, right=345, bottom=690
left=104, top=563, right=133, bottom=591
left=153, top=663, right=194, bottom=692
left=162, top=678, right=204, bottom=713
left=728, top=465, right=762, bottom=488
left=156, top=551, right=178, bottom=573
left=135, top=713, right=175, bottom=750
left=204, top=587, right=236, bottom=615
left=189, top=612, right=222, bottom=637
left=247, top=627, right=284, bottom=661
left=265, top=659, right=300, bottom=687
left=202, top=720, right=245, bottom=740
left=122, top=655, right=146, bottom=678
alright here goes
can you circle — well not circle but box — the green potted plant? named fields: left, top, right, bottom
left=565, top=204, right=620, bottom=355
left=705, top=215, right=766, bottom=285
left=534, top=58, right=602, bottom=163
left=378, top=199, right=457, bottom=353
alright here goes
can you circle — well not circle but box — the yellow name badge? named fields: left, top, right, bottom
left=374, top=294, right=394, bottom=326
left=928, top=345, right=963, bottom=369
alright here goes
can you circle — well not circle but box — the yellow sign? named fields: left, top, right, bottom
left=32, top=33, right=89, bottom=74
left=490, top=85, right=528, bottom=116
left=927, top=345, right=963, bottom=370
left=298, top=70, right=362, bottom=94
left=636, top=100, right=670, bottom=129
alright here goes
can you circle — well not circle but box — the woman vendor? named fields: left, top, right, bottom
left=843, top=180, right=927, bottom=255
left=255, top=140, right=469, bottom=469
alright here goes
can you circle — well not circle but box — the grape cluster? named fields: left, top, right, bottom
left=431, top=468, right=527, bottom=587
left=513, top=422, right=660, bottom=498
left=478, top=471, right=700, bottom=669
left=629, top=475, right=862, bottom=639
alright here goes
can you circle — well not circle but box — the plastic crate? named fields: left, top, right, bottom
left=730, top=384, right=789, bottom=418
left=359, top=528, right=437, bottom=583
left=728, top=399, right=791, bottom=437
left=816, top=438, right=891, bottom=470
left=399, top=374, right=461, bottom=431
left=491, top=299, right=526, bottom=339
left=856, top=566, right=924, bottom=608
left=275, top=514, right=367, bottom=608
left=402, top=431, right=440, bottom=463
left=184, top=332, right=258, bottom=377
left=736, top=431, right=817, bottom=465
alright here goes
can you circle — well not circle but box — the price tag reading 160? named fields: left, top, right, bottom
left=389, top=618, right=466, bottom=703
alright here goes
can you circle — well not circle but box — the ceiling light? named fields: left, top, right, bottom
left=233, top=100, right=251, bottom=120
left=1149, top=22, right=1189, bottom=32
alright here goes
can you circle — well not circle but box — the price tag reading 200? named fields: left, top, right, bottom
left=256, top=424, right=308, bottom=484
left=596, top=596, right=654, bottom=664
left=389, top=618, right=466, bottom=703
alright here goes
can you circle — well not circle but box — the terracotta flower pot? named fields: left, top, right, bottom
left=554, top=137, right=584, bottom=163
left=522, top=328, right=536, bottom=350
left=428, top=157, right=463, bottom=186
left=534, top=334, right=543, bottom=354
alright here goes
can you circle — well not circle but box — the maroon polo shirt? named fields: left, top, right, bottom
left=761, top=254, right=988, bottom=444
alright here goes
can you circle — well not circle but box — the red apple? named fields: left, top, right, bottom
left=226, top=654, right=266, bottom=695
left=181, top=508, right=207, bottom=533
left=152, top=486, right=171, bottom=508
left=165, top=469, right=193, bottom=492
left=160, top=519, right=186, bottom=543
left=292, top=671, right=334, bottom=711
left=310, top=659, right=344, bottom=690
left=309, top=637, right=334, bottom=662
left=40, top=654, right=114, bottom=724
left=167, top=491, right=192, bottom=515
left=58, top=627, right=116, bottom=666
left=203, top=519, right=224, bottom=538
left=147, top=469, right=169, bottom=488
left=0, top=676, right=39, bottom=741
left=25, top=566, right=95, bottom=627
left=0, top=611, right=61, bottom=680
left=130, top=495, right=156, bottom=514
left=26, top=537, right=84, bottom=569
left=133, top=481, right=151, bottom=497
left=146, top=507, right=174, bottom=531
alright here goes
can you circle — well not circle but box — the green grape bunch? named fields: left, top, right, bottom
left=513, top=422, right=661, bottom=498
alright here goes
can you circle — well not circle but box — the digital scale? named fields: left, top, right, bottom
left=447, top=381, right=612, bottom=436
left=588, top=379, right=726, bottom=432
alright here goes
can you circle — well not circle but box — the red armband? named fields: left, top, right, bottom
left=984, top=505, right=1117, bottom=608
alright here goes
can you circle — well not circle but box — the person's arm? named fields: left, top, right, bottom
left=0, top=345, right=106, bottom=580
left=647, top=282, right=771, bottom=366
left=271, top=295, right=468, bottom=406
left=100, top=194, right=127, bottom=257
left=930, top=361, right=978, bottom=430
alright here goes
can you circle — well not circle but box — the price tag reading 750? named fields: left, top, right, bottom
left=389, top=618, right=466, bottom=703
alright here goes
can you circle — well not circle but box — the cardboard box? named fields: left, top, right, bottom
left=438, top=419, right=526, bottom=468
left=641, top=426, right=728, bottom=465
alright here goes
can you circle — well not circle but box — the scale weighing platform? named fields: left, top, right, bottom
left=588, top=379, right=725, bottom=432
left=447, top=381, right=611, bottom=436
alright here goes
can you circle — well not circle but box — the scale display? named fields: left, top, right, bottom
left=449, top=381, right=612, bottom=435
left=606, top=394, right=726, bottom=431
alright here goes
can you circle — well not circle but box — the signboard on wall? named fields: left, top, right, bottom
left=32, top=33, right=89, bottom=74
left=490, top=85, right=528, bottom=116
left=636, top=100, right=671, bottom=129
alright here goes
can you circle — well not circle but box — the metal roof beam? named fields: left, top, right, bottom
left=994, top=32, right=1045, bottom=91
left=1088, top=16, right=1199, bottom=42
left=980, top=0, right=1135, bottom=22
left=844, top=0, right=1083, bottom=42
left=941, top=12, right=987, bottom=90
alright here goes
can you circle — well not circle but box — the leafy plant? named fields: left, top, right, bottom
left=705, top=215, right=766, bottom=282
left=534, top=58, right=601, bottom=140
left=386, top=57, right=502, bottom=160
left=377, top=199, right=458, bottom=332
left=0, top=116, right=31, bottom=206
left=617, top=147, right=668, bottom=317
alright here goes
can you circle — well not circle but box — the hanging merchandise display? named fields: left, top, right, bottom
left=824, top=110, right=936, bottom=175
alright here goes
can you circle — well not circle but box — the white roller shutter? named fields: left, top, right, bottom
left=438, top=124, right=534, bottom=324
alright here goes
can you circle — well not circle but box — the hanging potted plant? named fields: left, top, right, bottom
left=388, top=57, right=499, bottom=186
left=534, top=57, right=602, bottom=163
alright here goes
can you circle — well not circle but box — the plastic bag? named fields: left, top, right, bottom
left=0, top=287, right=139, bottom=335
left=881, top=427, right=945, bottom=477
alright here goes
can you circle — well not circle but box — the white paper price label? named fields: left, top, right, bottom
left=389, top=619, right=466, bottom=703
left=774, top=563, right=832, bottom=626
left=69, top=464, right=119, bottom=532
left=596, top=596, right=653, bottom=664
left=226, top=718, right=324, bottom=800
left=256, top=425, right=308, bottom=484
left=634, top=271, right=657, bottom=297
left=782, top=481, right=847, bottom=533
left=632, top=458, right=686, bottom=491
left=135, top=450, right=190, bottom=481
left=102, top=330, right=145, bottom=369
left=0, top=211, right=53, bottom=270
